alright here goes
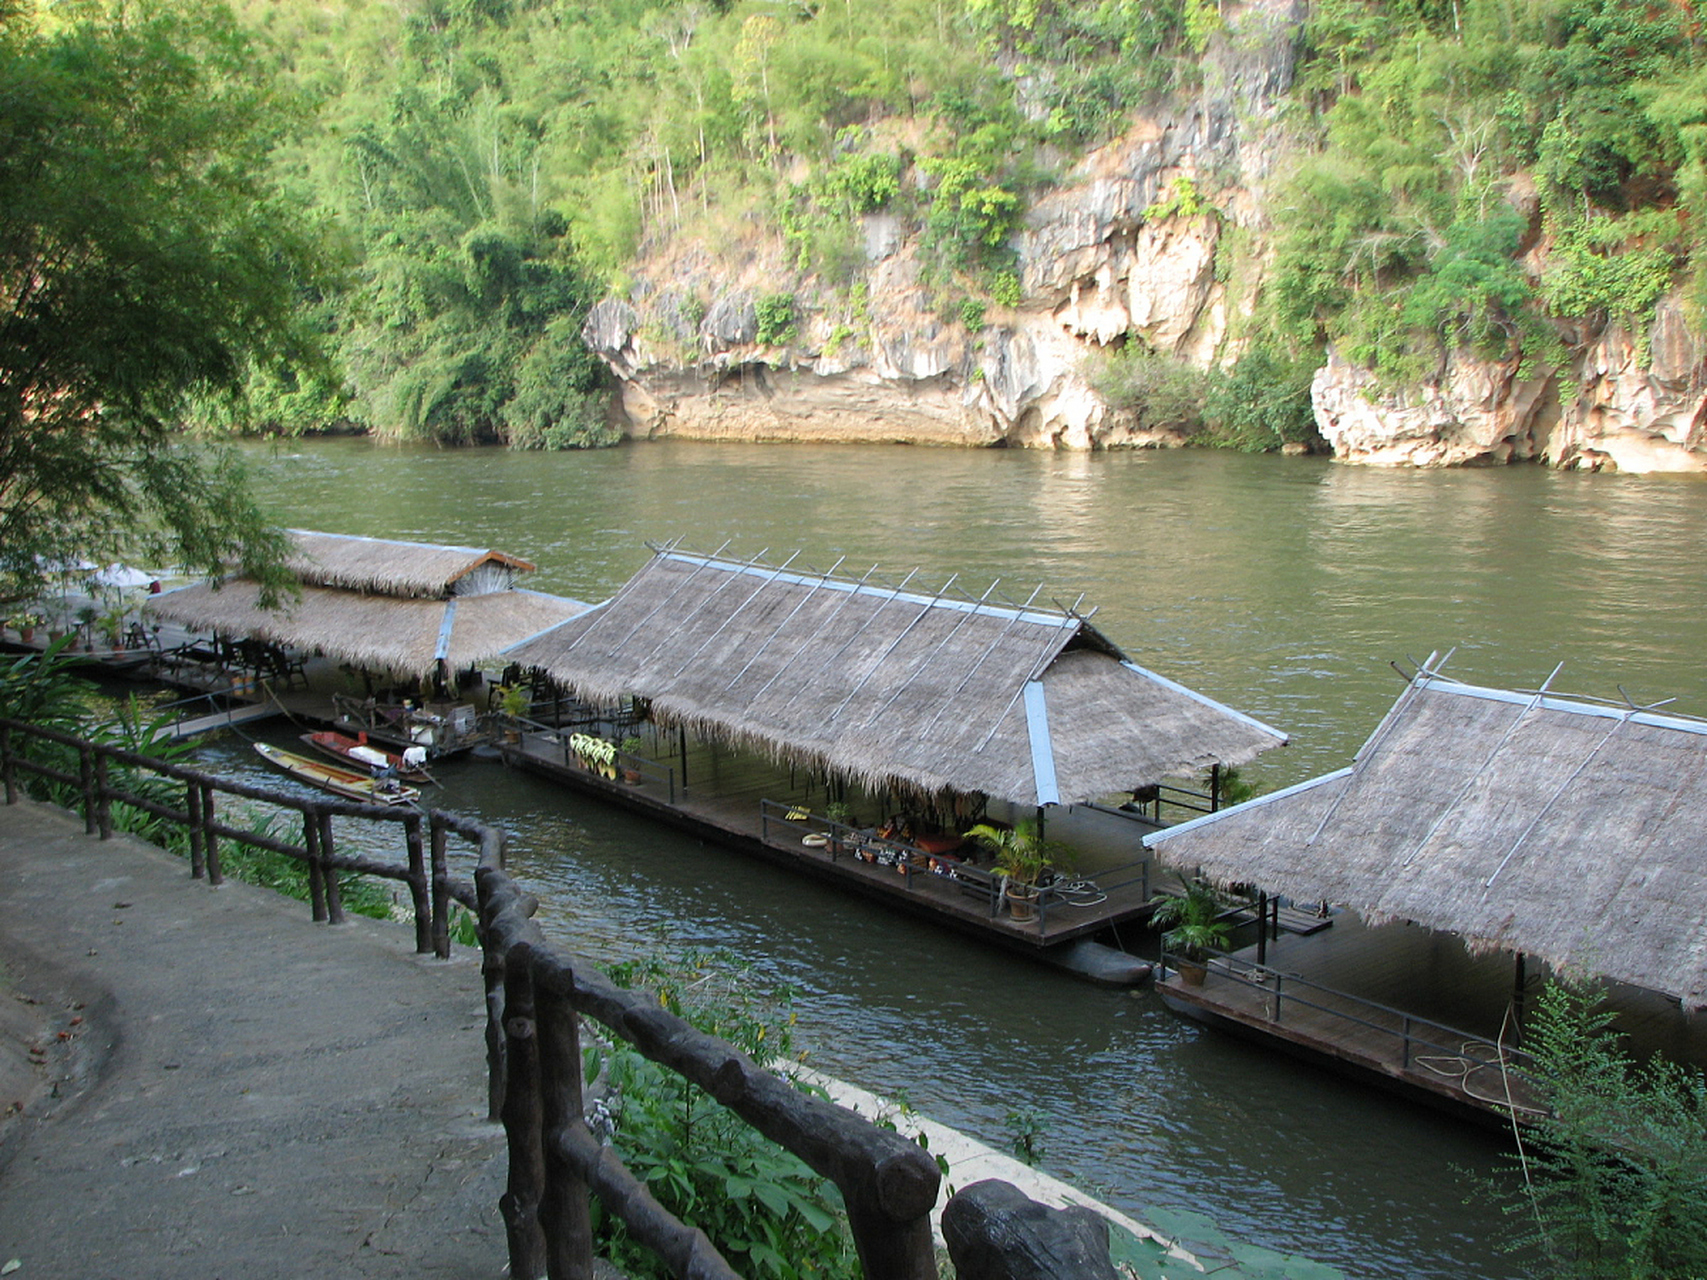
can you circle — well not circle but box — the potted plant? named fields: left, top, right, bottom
left=963, top=820, right=1073, bottom=922
left=568, top=732, right=618, bottom=779
left=100, top=605, right=128, bottom=651
left=75, top=603, right=98, bottom=652
left=618, top=735, right=646, bottom=783
left=494, top=683, right=530, bottom=742
left=1149, top=881, right=1232, bottom=986
left=824, top=800, right=856, bottom=856
left=9, top=611, right=43, bottom=643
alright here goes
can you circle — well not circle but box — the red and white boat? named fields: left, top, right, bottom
left=299, top=730, right=435, bottom=784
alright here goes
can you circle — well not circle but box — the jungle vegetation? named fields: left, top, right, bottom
left=9, top=0, right=1707, bottom=475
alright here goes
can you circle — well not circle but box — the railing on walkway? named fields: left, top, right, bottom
left=1160, top=947, right=1540, bottom=1105
left=0, top=714, right=476, bottom=956
left=1, top=715, right=1103, bottom=1278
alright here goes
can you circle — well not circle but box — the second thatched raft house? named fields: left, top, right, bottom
left=504, top=546, right=1287, bottom=813
left=1145, top=662, right=1707, bottom=1011
left=147, top=530, right=587, bottom=682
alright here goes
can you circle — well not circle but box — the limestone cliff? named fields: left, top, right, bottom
left=585, top=0, right=1707, bottom=473
left=585, top=0, right=1303, bottom=453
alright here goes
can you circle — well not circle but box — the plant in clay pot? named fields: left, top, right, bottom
left=618, top=735, right=646, bottom=783
left=1149, top=880, right=1232, bottom=985
left=963, top=820, right=1073, bottom=923
left=824, top=800, right=856, bottom=855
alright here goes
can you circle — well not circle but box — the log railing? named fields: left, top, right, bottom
left=1, top=715, right=1118, bottom=1280
left=0, top=714, right=476, bottom=956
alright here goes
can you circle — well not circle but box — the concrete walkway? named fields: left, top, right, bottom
left=0, top=799, right=506, bottom=1279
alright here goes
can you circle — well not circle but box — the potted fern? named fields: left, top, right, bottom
left=618, top=735, right=646, bottom=783
left=1150, top=881, right=1232, bottom=986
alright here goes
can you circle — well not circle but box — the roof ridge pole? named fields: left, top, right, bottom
left=1483, top=707, right=1638, bottom=889
left=1400, top=661, right=1567, bottom=867
left=738, top=565, right=886, bottom=708
left=912, top=583, right=1048, bottom=743
left=720, top=556, right=848, bottom=690
left=856, top=579, right=1003, bottom=728
left=972, top=613, right=1081, bottom=755
left=1303, top=649, right=1444, bottom=848
left=663, top=551, right=806, bottom=679
left=822, top=575, right=960, bottom=723
left=627, top=546, right=772, bottom=666
left=562, top=538, right=733, bottom=658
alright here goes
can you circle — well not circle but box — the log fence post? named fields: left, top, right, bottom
left=202, top=784, right=223, bottom=884
left=201, top=788, right=225, bottom=887
left=500, top=941, right=548, bottom=1280
left=1, top=722, right=15, bottom=804
left=319, top=810, right=344, bottom=924
left=404, top=811, right=431, bottom=954
left=94, top=752, right=113, bottom=840
left=429, top=815, right=451, bottom=959
left=187, top=779, right=206, bottom=878
left=79, top=743, right=96, bottom=834
left=534, top=969, right=594, bottom=1280
left=304, top=806, right=327, bottom=921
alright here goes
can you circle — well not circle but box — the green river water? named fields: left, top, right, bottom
left=218, top=436, right=1707, bottom=1279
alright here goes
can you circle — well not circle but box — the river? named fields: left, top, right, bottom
left=215, top=437, right=1707, bottom=1278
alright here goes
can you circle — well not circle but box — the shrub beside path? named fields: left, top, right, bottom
left=0, top=798, right=506, bottom=1279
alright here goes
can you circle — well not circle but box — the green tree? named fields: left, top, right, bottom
left=1496, top=981, right=1707, bottom=1279
left=0, top=0, right=321, bottom=599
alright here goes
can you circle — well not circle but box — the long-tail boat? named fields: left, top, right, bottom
left=253, top=742, right=420, bottom=807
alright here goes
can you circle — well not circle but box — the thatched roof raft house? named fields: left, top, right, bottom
left=1144, top=664, right=1707, bottom=1010
left=504, top=547, right=1287, bottom=809
left=147, top=530, right=584, bottom=679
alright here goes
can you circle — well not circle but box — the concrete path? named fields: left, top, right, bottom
left=0, top=799, right=506, bottom=1280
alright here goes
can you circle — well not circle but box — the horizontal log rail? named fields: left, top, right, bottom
left=2, top=714, right=1117, bottom=1280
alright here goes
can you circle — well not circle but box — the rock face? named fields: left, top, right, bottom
left=584, top=0, right=1707, bottom=471
left=584, top=0, right=1304, bottom=453
left=1312, top=299, right=1707, bottom=474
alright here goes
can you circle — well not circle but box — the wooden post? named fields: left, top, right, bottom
left=1256, top=891, right=1268, bottom=966
left=405, top=811, right=431, bottom=955
left=535, top=972, right=594, bottom=1280
left=94, top=752, right=113, bottom=840
left=1511, top=952, right=1526, bottom=1045
left=187, top=780, right=206, bottom=878
left=1, top=723, right=16, bottom=804
left=202, top=784, right=223, bottom=884
left=500, top=942, right=548, bottom=1280
left=79, top=744, right=96, bottom=834
left=304, top=808, right=327, bottom=922
left=429, top=816, right=451, bottom=959
left=319, top=810, right=344, bottom=924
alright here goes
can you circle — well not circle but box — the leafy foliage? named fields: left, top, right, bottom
left=593, top=951, right=857, bottom=1280
left=1493, top=981, right=1707, bottom=1279
left=0, top=0, right=318, bottom=596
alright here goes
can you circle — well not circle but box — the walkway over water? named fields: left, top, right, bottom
left=0, top=800, right=505, bottom=1279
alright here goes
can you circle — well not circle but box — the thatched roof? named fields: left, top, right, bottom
left=1144, top=667, right=1707, bottom=1009
left=285, top=530, right=535, bottom=599
left=505, top=548, right=1286, bottom=807
left=147, top=581, right=584, bottom=677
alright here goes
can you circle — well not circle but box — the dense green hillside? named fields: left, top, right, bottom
left=16, top=0, right=1704, bottom=450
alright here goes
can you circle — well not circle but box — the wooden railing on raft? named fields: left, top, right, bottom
left=0, top=715, right=1119, bottom=1280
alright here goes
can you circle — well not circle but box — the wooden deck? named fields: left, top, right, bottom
left=499, top=725, right=1159, bottom=957
left=1156, top=911, right=1707, bottom=1123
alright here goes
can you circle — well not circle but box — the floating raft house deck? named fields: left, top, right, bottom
left=146, top=529, right=588, bottom=683
left=501, top=546, right=1288, bottom=965
left=1144, top=659, right=1707, bottom=1115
